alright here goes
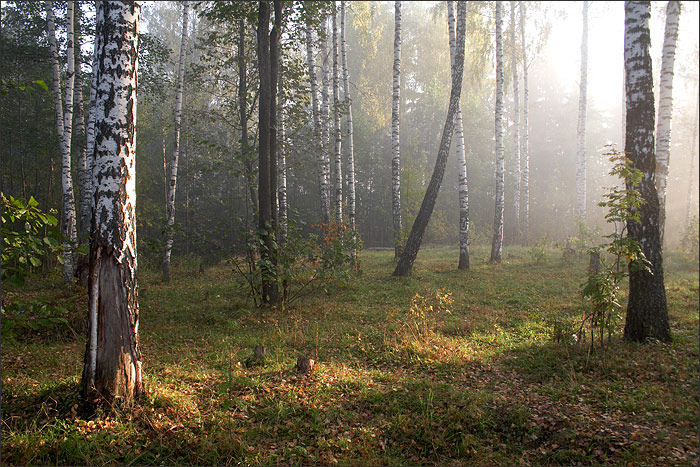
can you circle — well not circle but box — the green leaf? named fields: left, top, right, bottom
left=33, top=80, right=49, bottom=91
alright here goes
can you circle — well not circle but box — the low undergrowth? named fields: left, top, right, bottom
left=1, top=246, right=698, bottom=465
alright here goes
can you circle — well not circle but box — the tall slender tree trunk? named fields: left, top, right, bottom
left=278, top=104, right=287, bottom=241
left=393, top=1, right=466, bottom=277
left=320, top=16, right=332, bottom=225
left=686, top=87, right=699, bottom=228
left=257, top=0, right=280, bottom=306
left=46, top=0, right=78, bottom=283
left=490, top=1, right=505, bottom=264
left=655, top=0, right=681, bottom=246
left=622, top=0, right=670, bottom=344
left=74, top=7, right=90, bottom=244
left=239, top=17, right=258, bottom=215
left=391, top=1, right=402, bottom=258
left=576, top=1, right=589, bottom=223
left=340, top=0, right=357, bottom=252
left=82, top=0, right=143, bottom=402
left=519, top=1, right=530, bottom=245
left=510, top=1, right=520, bottom=245
left=447, top=0, right=469, bottom=269
left=306, top=23, right=330, bottom=224
left=332, top=10, right=343, bottom=224
left=162, top=1, right=189, bottom=282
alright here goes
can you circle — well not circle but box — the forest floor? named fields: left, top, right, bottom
left=1, top=245, right=698, bottom=466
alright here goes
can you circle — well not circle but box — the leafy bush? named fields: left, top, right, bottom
left=528, top=234, right=551, bottom=264
left=1, top=299, right=79, bottom=343
left=1, top=193, right=65, bottom=286
left=231, top=217, right=361, bottom=307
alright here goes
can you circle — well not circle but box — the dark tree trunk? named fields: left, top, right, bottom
left=257, top=1, right=279, bottom=305
left=393, top=2, right=466, bottom=277
left=82, top=0, right=143, bottom=402
left=622, top=1, right=670, bottom=343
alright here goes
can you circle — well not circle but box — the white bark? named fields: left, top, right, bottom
left=448, top=0, right=469, bottom=269
left=392, top=1, right=402, bottom=257
left=278, top=104, right=287, bottom=240
left=306, top=24, right=330, bottom=224
left=490, top=1, right=505, bottom=264
left=163, top=1, right=189, bottom=282
left=575, top=1, right=589, bottom=222
left=332, top=11, right=343, bottom=224
left=320, top=17, right=332, bottom=225
left=686, top=87, right=699, bottom=228
left=340, top=1, right=356, bottom=244
left=84, top=0, right=142, bottom=401
left=655, top=0, right=680, bottom=245
left=74, top=8, right=91, bottom=243
left=510, top=0, right=520, bottom=244
left=519, top=1, right=530, bottom=244
left=46, top=0, right=78, bottom=282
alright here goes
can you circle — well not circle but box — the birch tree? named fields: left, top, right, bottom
left=447, top=0, right=469, bottom=269
left=655, top=0, right=681, bottom=245
left=306, top=23, right=330, bottom=224
left=575, top=1, right=589, bottom=222
left=320, top=16, right=332, bottom=224
left=510, top=1, right=520, bottom=245
left=278, top=104, right=287, bottom=240
left=74, top=7, right=90, bottom=243
left=332, top=9, right=343, bottom=224
left=392, top=0, right=402, bottom=258
left=239, top=17, right=258, bottom=215
left=490, top=1, right=505, bottom=264
left=393, top=1, right=466, bottom=277
left=162, top=1, right=189, bottom=283
left=82, top=0, right=143, bottom=402
left=686, top=87, right=699, bottom=228
left=340, top=0, right=357, bottom=243
left=622, top=0, right=670, bottom=343
left=46, top=0, right=78, bottom=282
left=519, top=1, right=530, bottom=244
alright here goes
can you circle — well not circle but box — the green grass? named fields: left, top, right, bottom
left=2, top=245, right=698, bottom=465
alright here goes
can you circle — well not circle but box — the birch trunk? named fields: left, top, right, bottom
left=447, top=0, right=469, bottom=269
left=162, top=1, right=189, bottom=283
left=306, top=23, right=330, bottom=224
left=392, top=0, right=402, bottom=258
left=490, top=1, right=505, bottom=264
left=278, top=104, right=287, bottom=241
left=82, top=0, right=143, bottom=402
left=575, top=1, right=589, bottom=222
left=510, top=0, right=520, bottom=245
left=622, top=0, right=670, bottom=344
left=320, top=17, right=332, bottom=224
left=86, top=2, right=99, bottom=218
left=46, top=0, right=78, bottom=282
left=655, top=0, right=680, bottom=245
left=332, top=10, right=343, bottom=224
left=393, top=2, right=466, bottom=277
left=519, top=1, right=530, bottom=245
left=340, top=1, right=357, bottom=245
left=74, top=7, right=91, bottom=244
left=686, top=87, right=698, bottom=228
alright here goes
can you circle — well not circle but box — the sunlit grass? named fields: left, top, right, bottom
left=2, top=245, right=698, bottom=465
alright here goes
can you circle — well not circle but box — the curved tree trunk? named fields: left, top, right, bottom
left=392, top=1, right=402, bottom=258
left=655, top=0, right=681, bottom=246
left=332, top=10, right=343, bottom=224
left=510, top=1, right=520, bottom=246
left=447, top=0, right=469, bottom=269
left=622, top=0, right=670, bottom=344
left=82, top=0, right=143, bottom=402
left=340, top=0, right=357, bottom=255
left=163, top=1, right=189, bottom=282
left=490, top=1, right=505, bottom=264
left=306, top=23, right=330, bottom=224
left=519, top=1, right=530, bottom=245
left=393, top=1, right=466, bottom=277
left=575, top=1, right=589, bottom=222
left=46, top=0, right=78, bottom=282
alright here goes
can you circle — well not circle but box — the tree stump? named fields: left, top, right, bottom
left=588, top=250, right=601, bottom=275
left=296, top=355, right=316, bottom=374
left=254, top=344, right=267, bottom=360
